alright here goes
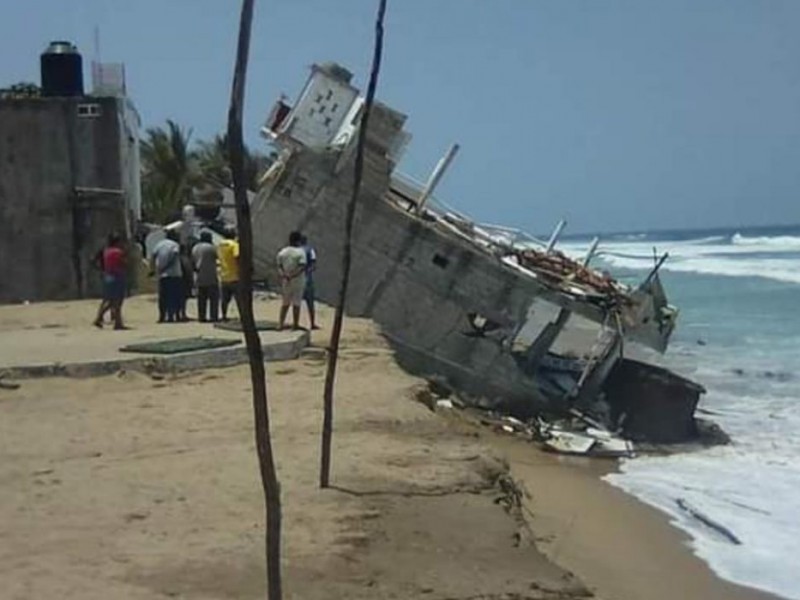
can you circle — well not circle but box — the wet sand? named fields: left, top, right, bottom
left=491, top=434, right=781, bottom=600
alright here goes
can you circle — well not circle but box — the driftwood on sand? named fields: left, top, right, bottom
left=676, top=498, right=742, bottom=545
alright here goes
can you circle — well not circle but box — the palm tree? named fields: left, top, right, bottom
left=193, top=133, right=271, bottom=191
left=140, top=120, right=197, bottom=223
left=193, top=135, right=231, bottom=189
left=140, top=121, right=272, bottom=223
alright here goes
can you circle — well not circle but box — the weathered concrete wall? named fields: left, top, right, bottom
left=251, top=105, right=575, bottom=408
left=0, top=97, right=132, bottom=303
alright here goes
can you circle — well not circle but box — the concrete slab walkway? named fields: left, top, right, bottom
left=0, top=294, right=308, bottom=378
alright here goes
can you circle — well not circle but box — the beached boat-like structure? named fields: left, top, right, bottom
left=250, top=63, right=703, bottom=443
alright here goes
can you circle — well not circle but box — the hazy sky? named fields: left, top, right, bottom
left=2, top=0, right=799, bottom=234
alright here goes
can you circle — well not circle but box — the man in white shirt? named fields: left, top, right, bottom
left=150, top=230, right=183, bottom=323
left=276, top=231, right=307, bottom=330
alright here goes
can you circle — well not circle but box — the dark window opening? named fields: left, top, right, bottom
left=326, top=89, right=333, bottom=100
left=77, top=104, right=101, bottom=117
left=432, top=254, right=449, bottom=269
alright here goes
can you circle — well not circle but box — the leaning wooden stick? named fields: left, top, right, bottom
left=320, top=0, right=388, bottom=489
left=227, top=1, right=283, bottom=598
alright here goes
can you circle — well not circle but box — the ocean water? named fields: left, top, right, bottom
left=562, top=225, right=800, bottom=600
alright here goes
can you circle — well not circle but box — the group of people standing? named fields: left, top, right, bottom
left=150, top=229, right=240, bottom=323
left=93, top=228, right=320, bottom=331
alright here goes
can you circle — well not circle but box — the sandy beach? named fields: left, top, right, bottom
left=0, top=296, right=780, bottom=599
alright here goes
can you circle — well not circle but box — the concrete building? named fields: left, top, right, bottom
left=0, top=43, right=140, bottom=303
left=250, top=63, right=703, bottom=443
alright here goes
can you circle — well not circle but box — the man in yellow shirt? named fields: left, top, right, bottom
left=217, top=229, right=240, bottom=321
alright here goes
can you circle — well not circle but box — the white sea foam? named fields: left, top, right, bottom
left=561, top=232, right=800, bottom=284
left=606, top=392, right=800, bottom=600
left=607, top=448, right=800, bottom=600
left=563, top=229, right=800, bottom=597
left=606, top=333, right=800, bottom=599
left=732, top=233, right=800, bottom=248
left=603, top=254, right=800, bottom=284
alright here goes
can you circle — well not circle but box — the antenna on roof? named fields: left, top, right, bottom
left=93, top=25, right=101, bottom=62
left=91, top=25, right=101, bottom=93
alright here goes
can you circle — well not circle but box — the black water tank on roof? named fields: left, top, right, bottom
left=40, top=41, right=84, bottom=97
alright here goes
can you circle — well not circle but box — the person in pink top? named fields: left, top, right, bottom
left=93, top=233, right=128, bottom=330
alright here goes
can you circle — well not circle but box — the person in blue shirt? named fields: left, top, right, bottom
left=301, top=235, right=320, bottom=330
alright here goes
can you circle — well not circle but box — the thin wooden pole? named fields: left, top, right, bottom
left=320, top=0, right=388, bottom=489
left=226, top=1, right=283, bottom=599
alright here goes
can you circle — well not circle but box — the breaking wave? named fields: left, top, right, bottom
left=562, top=229, right=800, bottom=285
left=602, top=254, right=800, bottom=285
left=731, top=232, right=800, bottom=248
